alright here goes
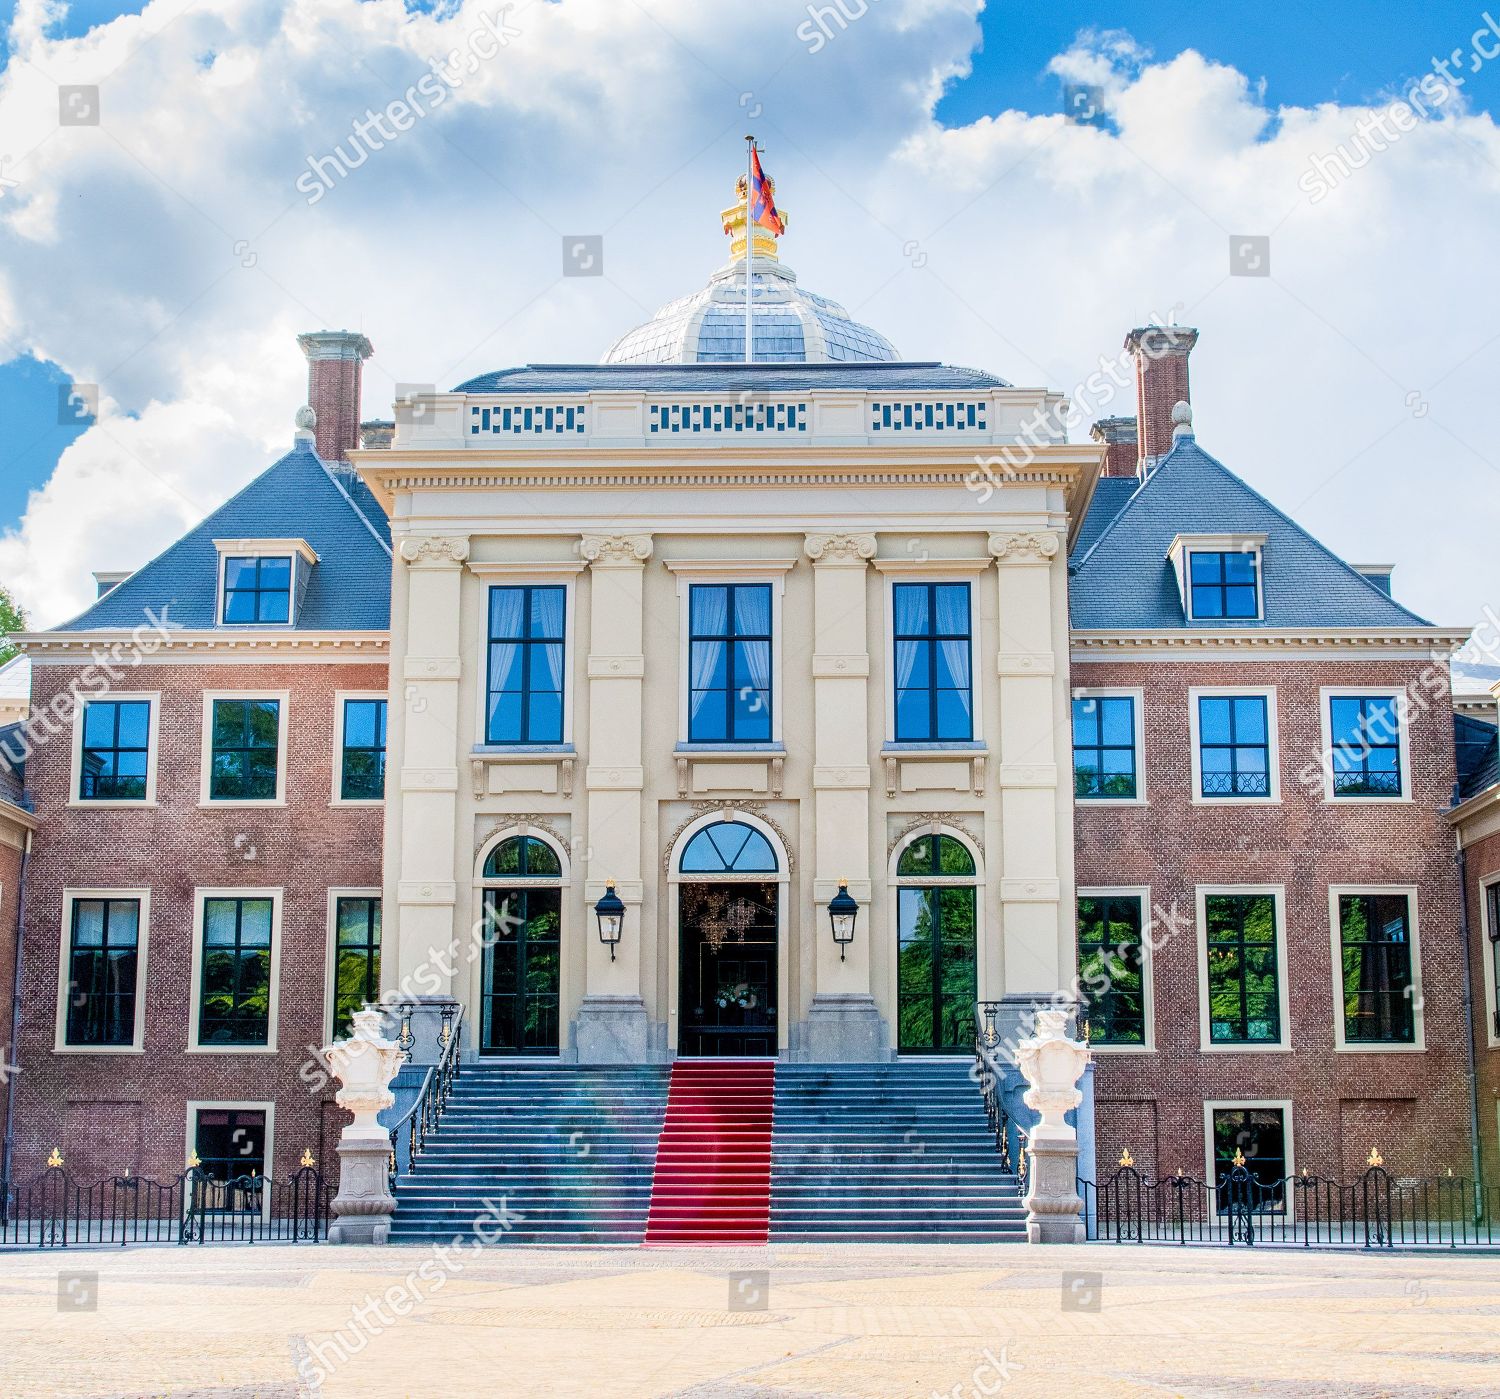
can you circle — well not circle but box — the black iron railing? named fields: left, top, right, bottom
left=389, top=1004, right=464, bottom=1191
left=1081, top=1162, right=1500, bottom=1248
left=0, top=1165, right=329, bottom=1247
left=974, top=1001, right=1027, bottom=1181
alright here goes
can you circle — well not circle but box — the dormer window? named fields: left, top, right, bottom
left=214, top=539, right=317, bottom=626
left=1167, top=534, right=1265, bottom=622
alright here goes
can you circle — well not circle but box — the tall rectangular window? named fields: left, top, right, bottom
left=209, top=699, right=281, bottom=801
left=1077, top=895, right=1146, bottom=1045
left=893, top=582, right=973, bottom=742
left=1072, top=695, right=1137, bottom=799
left=1197, top=695, right=1272, bottom=798
left=1189, top=550, right=1259, bottom=619
left=222, top=556, right=292, bottom=624
left=64, top=898, right=141, bottom=1047
left=1337, top=892, right=1415, bottom=1043
left=332, top=897, right=381, bottom=1039
left=193, top=1107, right=267, bottom=1186
left=340, top=699, right=387, bottom=800
left=1205, top=893, right=1281, bottom=1044
left=1329, top=695, right=1403, bottom=797
left=486, top=585, right=565, bottom=744
left=1211, top=1107, right=1287, bottom=1213
left=79, top=699, right=150, bottom=800
left=688, top=584, right=772, bottom=743
left=199, top=897, right=274, bottom=1046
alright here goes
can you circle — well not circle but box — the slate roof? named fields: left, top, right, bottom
left=454, top=362, right=1010, bottom=395
left=0, top=721, right=26, bottom=808
left=1071, top=476, right=1137, bottom=558
left=1455, top=710, right=1499, bottom=802
left=57, top=441, right=392, bottom=633
left=1069, top=431, right=1432, bottom=631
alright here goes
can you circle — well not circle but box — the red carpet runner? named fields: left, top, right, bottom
left=643, top=1060, right=775, bottom=1244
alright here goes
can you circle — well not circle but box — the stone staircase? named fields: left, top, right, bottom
left=770, top=1061, right=1027, bottom=1242
left=387, top=1063, right=670, bottom=1245
left=388, top=1058, right=1025, bottom=1245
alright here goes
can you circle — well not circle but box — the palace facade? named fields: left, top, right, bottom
left=2, top=178, right=1491, bottom=1211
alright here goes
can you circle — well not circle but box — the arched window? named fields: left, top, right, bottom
left=483, top=835, right=562, bottom=880
left=679, top=821, right=778, bottom=875
left=896, top=833, right=976, bottom=878
left=479, top=834, right=562, bottom=1054
left=894, top=830, right=978, bottom=1053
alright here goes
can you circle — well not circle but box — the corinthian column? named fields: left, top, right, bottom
left=801, top=532, right=884, bottom=1061
left=576, top=533, right=654, bottom=1062
left=389, top=534, right=469, bottom=1064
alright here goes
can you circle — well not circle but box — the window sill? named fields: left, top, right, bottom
left=1075, top=796, right=1147, bottom=808
left=1088, top=1042, right=1157, bottom=1055
left=675, top=743, right=785, bottom=756
left=1198, top=1042, right=1293, bottom=1054
left=68, top=799, right=158, bottom=810
left=1334, top=1041, right=1426, bottom=1054
left=1325, top=794, right=1413, bottom=805
left=53, top=1044, right=145, bottom=1055
left=330, top=798, right=384, bottom=808
left=1191, top=796, right=1281, bottom=807
left=185, top=1044, right=279, bottom=1055
left=471, top=744, right=575, bottom=757
left=882, top=741, right=987, bottom=754
left=198, top=799, right=287, bottom=809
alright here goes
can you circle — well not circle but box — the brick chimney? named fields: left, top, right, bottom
left=1125, top=325, right=1198, bottom=470
left=1090, top=416, right=1139, bottom=479
left=297, top=330, right=373, bottom=462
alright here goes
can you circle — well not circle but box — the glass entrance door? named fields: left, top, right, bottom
left=678, top=881, right=777, bottom=1057
left=481, top=886, right=561, bottom=1053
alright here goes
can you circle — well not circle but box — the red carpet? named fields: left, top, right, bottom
left=644, top=1060, right=775, bottom=1245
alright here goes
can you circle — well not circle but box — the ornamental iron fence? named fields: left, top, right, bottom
left=0, top=1164, right=330, bottom=1248
left=1082, top=1159, right=1500, bottom=1249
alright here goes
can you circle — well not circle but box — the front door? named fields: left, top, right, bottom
left=480, top=886, right=561, bottom=1053
left=679, top=881, right=777, bottom=1056
left=896, top=885, right=977, bottom=1052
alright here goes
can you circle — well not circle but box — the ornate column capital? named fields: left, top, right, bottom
left=804, top=532, right=877, bottom=565
left=398, top=534, right=471, bottom=568
left=580, top=533, right=653, bottom=566
left=987, top=530, right=1060, bottom=564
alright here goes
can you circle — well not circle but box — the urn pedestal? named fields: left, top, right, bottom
left=322, top=1007, right=405, bottom=1245
left=1016, top=1007, right=1091, bottom=1244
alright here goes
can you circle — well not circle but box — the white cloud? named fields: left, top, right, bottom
left=1, top=0, right=1498, bottom=629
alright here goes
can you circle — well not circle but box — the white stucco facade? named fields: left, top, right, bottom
left=358, top=368, right=1101, bottom=1062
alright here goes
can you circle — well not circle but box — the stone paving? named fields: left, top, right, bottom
left=2, top=1242, right=1499, bottom=1397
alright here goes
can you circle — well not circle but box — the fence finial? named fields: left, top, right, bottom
left=1231, top=1147, right=1247, bottom=1168
left=1118, top=1147, right=1134, bottom=1168
left=186, top=1151, right=201, bottom=1169
left=300, top=1148, right=316, bottom=1169
left=46, top=1148, right=63, bottom=1169
left=1367, top=1147, right=1384, bottom=1169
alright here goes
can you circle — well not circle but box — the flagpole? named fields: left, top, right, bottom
left=745, top=134, right=755, bottom=365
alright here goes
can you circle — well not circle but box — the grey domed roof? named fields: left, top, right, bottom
left=602, top=259, right=899, bottom=365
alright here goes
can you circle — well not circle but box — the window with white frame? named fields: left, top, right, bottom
left=1485, top=881, right=1500, bottom=1042
left=1201, top=890, right=1285, bottom=1047
left=687, top=583, right=773, bottom=743
left=1168, top=535, right=1265, bottom=622
left=77, top=696, right=155, bottom=802
left=1325, top=691, right=1406, bottom=799
left=214, top=538, right=315, bottom=627
left=1076, top=892, right=1149, bottom=1046
left=337, top=696, right=387, bottom=801
left=1333, top=890, right=1417, bottom=1045
left=485, top=585, right=566, bottom=745
left=892, top=581, right=974, bottom=742
left=59, top=893, right=146, bottom=1049
left=1072, top=692, right=1142, bottom=800
left=1192, top=691, right=1277, bottom=800
left=194, top=893, right=278, bottom=1048
left=1209, top=1104, right=1290, bottom=1214
left=205, top=696, right=285, bottom=803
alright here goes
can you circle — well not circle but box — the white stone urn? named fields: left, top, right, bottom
left=322, top=1006, right=405, bottom=1244
left=1015, top=1006, right=1091, bottom=1243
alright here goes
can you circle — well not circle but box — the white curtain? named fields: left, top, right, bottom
left=935, top=586, right=972, bottom=729
left=690, top=586, right=728, bottom=723
left=736, top=587, right=772, bottom=702
left=533, top=588, right=566, bottom=692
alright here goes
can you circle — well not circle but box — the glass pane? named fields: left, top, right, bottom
left=488, top=691, right=523, bottom=743
left=485, top=838, right=524, bottom=878
left=892, top=584, right=928, bottom=635
left=690, top=586, right=728, bottom=635
left=935, top=687, right=972, bottom=739
left=239, top=899, right=274, bottom=945
left=937, top=835, right=975, bottom=876
left=1071, top=698, right=1100, bottom=744
left=82, top=702, right=116, bottom=747
left=212, top=701, right=244, bottom=748
left=223, top=557, right=257, bottom=589
left=248, top=701, right=280, bottom=746
left=933, top=584, right=970, bottom=633
left=222, top=591, right=257, bottom=623
left=489, top=587, right=527, bottom=640
left=258, top=557, right=292, bottom=588
left=733, top=585, right=771, bottom=635
left=1198, top=698, right=1231, bottom=744
left=107, top=901, right=140, bottom=944
left=527, top=691, right=562, bottom=743
left=690, top=689, right=727, bottom=742
left=1234, top=698, right=1267, bottom=742
left=1101, top=698, right=1134, bottom=746
left=691, top=640, right=727, bottom=691
left=895, top=687, right=930, bottom=741
left=72, top=901, right=106, bottom=947
left=1189, top=552, right=1221, bottom=583
left=1223, top=552, right=1257, bottom=584
left=898, top=836, right=933, bottom=876
left=1192, top=585, right=1225, bottom=619
left=257, top=589, right=291, bottom=624
left=204, top=900, right=239, bottom=946
left=344, top=700, right=378, bottom=748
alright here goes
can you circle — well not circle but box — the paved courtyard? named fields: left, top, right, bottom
left=2, top=1241, right=1498, bottom=1397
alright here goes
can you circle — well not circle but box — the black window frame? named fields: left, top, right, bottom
left=1211, top=1106, right=1288, bottom=1214
left=197, top=895, right=275, bottom=1047
left=1328, top=694, right=1404, bottom=798
left=687, top=582, right=774, bottom=744
left=79, top=697, right=152, bottom=801
left=1077, top=894, right=1147, bottom=1046
left=1489, top=883, right=1500, bottom=1041
left=1072, top=694, right=1138, bottom=799
left=485, top=584, right=566, bottom=746
left=193, top=1106, right=268, bottom=1213
left=63, top=896, right=142, bottom=1047
left=331, top=897, right=381, bottom=1040
left=221, top=554, right=293, bottom=625
left=1204, top=892, right=1282, bottom=1045
left=892, top=581, right=974, bottom=743
left=339, top=698, right=388, bottom=801
left=1337, top=891, right=1416, bottom=1044
left=1188, top=549, right=1260, bottom=620
left=208, top=698, right=281, bottom=802
left=1197, top=694, right=1273, bottom=798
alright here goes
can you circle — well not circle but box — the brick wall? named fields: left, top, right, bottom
left=10, top=658, right=386, bottom=1184
left=1458, top=821, right=1500, bottom=1180
left=0, top=824, right=24, bottom=1153
left=1077, top=655, right=1471, bottom=1183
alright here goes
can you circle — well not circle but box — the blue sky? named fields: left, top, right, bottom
left=2, top=3, right=1496, bottom=533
